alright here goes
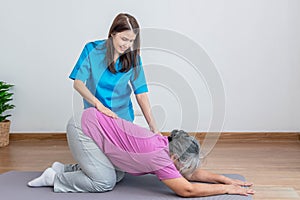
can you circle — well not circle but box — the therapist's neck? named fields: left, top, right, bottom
left=114, top=51, right=120, bottom=62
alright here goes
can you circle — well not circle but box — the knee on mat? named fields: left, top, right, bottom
left=92, top=179, right=116, bottom=192
left=116, top=171, right=125, bottom=183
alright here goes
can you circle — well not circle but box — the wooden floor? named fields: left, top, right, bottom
left=0, top=136, right=300, bottom=200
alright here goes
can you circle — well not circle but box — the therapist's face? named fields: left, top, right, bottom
left=112, top=30, right=136, bottom=55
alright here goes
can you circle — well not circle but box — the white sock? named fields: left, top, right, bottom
left=27, top=168, right=56, bottom=187
left=51, top=161, right=65, bottom=173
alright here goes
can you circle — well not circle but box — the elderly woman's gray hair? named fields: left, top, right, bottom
left=168, top=129, right=201, bottom=176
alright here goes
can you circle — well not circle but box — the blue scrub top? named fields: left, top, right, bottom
left=69, top=40, right=148, bottom=122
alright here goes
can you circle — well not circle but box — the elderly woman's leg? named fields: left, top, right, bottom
left=53, top=117, right=124, bottom=192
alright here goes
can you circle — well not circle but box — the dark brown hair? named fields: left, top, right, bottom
left=106, top=13, right=140, bottom=77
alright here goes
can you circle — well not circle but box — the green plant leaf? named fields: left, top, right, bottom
left=0, top=114, right=11, bottom=121
left=0, top=81, right=15, bottom=122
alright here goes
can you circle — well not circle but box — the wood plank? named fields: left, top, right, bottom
left=253, top=186, right=300, bottom=200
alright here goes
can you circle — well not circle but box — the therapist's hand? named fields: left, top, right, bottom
left=149, top=126, right=162, bottom=136
left=95, top=102, right=118, bottom=119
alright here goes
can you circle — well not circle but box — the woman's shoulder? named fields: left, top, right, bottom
left=84, top=39, right=107, bottom=52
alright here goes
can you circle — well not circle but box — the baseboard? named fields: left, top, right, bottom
left=189, top=132, right=300, bottom=142
left=10, top=133, right=67, bottom=141
left=9, top=132, right=300, bottom=142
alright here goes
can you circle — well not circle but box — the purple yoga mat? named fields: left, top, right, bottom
left=0, top=171, right=252, bottom=200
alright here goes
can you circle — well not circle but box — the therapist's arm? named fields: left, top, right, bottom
left=135, top=93, right=159, bottom=134
left=73, top=80, right=118, bottom=118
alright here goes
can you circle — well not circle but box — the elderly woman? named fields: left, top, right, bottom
left=28, top=108, right=254, bottom=197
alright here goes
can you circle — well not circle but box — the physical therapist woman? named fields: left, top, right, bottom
left=69, top=13, right=159, bottom=133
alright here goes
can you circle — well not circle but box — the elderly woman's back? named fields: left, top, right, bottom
left=81, top=107, right=185, bottom=180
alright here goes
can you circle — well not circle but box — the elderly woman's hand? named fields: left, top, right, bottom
left=227, top=179, right=253, bottom=187
left=226, top=184, right=255, bottom=196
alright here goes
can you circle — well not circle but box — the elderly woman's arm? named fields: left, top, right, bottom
left=162, top=177, right=255, bottom=197
left=185, top=168, right=253, bottom=187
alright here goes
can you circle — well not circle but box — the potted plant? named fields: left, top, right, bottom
left=0, top=81, right=15, bottom=147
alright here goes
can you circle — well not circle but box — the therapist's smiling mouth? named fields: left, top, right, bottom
left=120, top=46, right=128, bottom=51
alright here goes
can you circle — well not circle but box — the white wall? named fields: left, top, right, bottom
left=1, top=0, right=299, bottom=132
